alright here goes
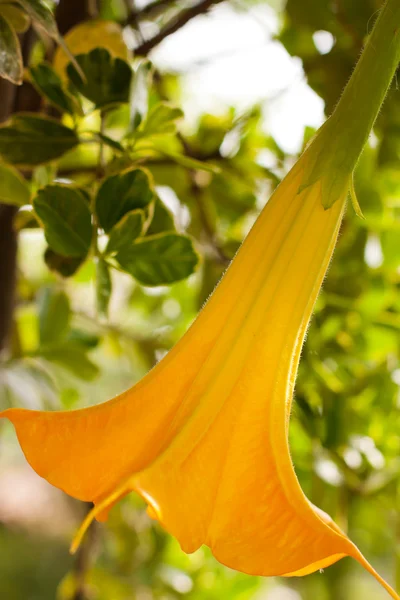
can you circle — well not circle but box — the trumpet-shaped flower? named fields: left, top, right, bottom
left=0, top=146, right=398, bottom=597
left=2, top=2, right=400, bottom=597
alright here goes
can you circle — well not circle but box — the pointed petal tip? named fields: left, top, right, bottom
left=352, top=547, right=400, bottom=600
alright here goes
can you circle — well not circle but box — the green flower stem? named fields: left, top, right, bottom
left=332, top=0, right=400, bottom=171
left=305, top=0, right=400, bottom=208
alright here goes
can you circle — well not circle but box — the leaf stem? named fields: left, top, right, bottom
left=92, top=111, right=107, bottom=317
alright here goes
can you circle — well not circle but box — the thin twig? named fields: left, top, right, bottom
left=127, top=0, right=176, bottom=22
left=71, top=504, right=98, bottom=600
left=135, top=0, right=226, bottom=55
left=87, top=0, right=99, bottom=18
left=74, top=309, right=172, bottom=349
left=191, top=180, right=231, bottom=266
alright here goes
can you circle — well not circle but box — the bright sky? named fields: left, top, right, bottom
left=151, top=3, right=326, bottom=153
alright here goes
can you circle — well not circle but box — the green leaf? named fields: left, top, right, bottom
left=39, top=343, right=99, bottom=381
left=16, top=0, right=57, bottom=37
left=16, top=0, right=83, bottom=78
left=381, top=230, right=400, bottom=269
left=44, top=248, right=85, bottom=277
left=140, top=102, right=183, bottom=136
left=106, top=209, right=145, bottom=254
left=60, top=387, right=80, bottom=409
left=38, top=287, right=70, bottom=345
left=147, top=196, right=176, bottom=235
left=0, top=13, right=23, bottom=84
left=34, top=185, right=92, bottom=257
left=116, top=233, right=199, bottom=286
left=14, top=206, right=38, bottom=230
left=0, top=164, right=30, bottom=206
left=150, top=143, right=220, bottom=173
left=129, top=59, right=152, bottom=131
left=350, top=174, right=365, bottom=219
left=0, top=4, right=30, bottom=33
left=30, top=63, right=78, bottom=115
left=96, top=167, right=153, bottom=232
left=67, top=328, right=100, bottom=349
left=95, top=132, right=125, bottom=153
left=0, top=114, right=79, bottom=166
left=96, top=257, right=112, bottom=317
left=67, top=48, right=132, bottom=109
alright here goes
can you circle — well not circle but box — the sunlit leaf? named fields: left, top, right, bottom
left=129, top=59, right=152, bottom=130
left=150, top=145, right=220, bottom=173
left=96, top=257, right=112, bottom=318
left=16, top=0, right=83, bottom=77
left=0, top=3, right=30, bottom=33
left=0, top=164, right=30, bottom=206
left=0, top=13, right=22, bottom=84
left=139, top=103, right=183, bottom=137
left=37, top=343, right=99, bottom=381
left=94, top=132, right=125, bottom=153
left=16, top=0, right=57, bottom=37
left=52, top=19, right=130, bottom=80
left=38, top=287, right=70, bottom=345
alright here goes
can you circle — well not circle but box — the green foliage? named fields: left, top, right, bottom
left=147, top=196, right=176, bottom=234
left=129, top=59, right=152, bottom=130
left=95, top=168, right=153, bottom=232
left=33, top=185, right=92, bottom=257
left=38, top=343, right=99, bottom=380
left=0, top=3, right=30, bottom=33
left=138, top=102, right=184, bottom=137
left=67, top=48, right=132, bottom=109
left=116, top=233, right=200, bottom=286
left=106, top=209, right=145, bottom=254
left=0, top=0, right=80, bottom=85
left=44, top=248, right=86, bottom=277
left=38, top=287, right=70, bottom=345
left=1, top=1, right=400, bottom=599
left=0, top=164, right=30, bottom=206
left=0, top=115, right=79, bottom=165
left=0, top=13, right=22, bottom=84
left=16, top=0, right=59, bottom=38
left=96, top=257, right=112, bottom=317
left=30, top=63, right=78, bottom=115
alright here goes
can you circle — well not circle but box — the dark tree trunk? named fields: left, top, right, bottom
left=56, top=0, right=98, bottom=34
left=0, top=1, right=99, bottom=354
left=0, top=205, right=18, bottom=354
left=0, top=30, right=40, bottom=354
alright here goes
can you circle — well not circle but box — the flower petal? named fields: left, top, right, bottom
left=1, top=155, right=398, bottom=597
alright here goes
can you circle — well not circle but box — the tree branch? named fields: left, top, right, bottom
left=135, top=0, right=226, bottom=55
left=128, top=0, right=176, bottom=22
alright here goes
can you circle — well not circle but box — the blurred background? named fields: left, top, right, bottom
left=0, top=0, right=399, bottom=598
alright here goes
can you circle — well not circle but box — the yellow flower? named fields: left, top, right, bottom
left=2, top=3, right=400, bottom=596
left=1, top=146, right=397, bottom=597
